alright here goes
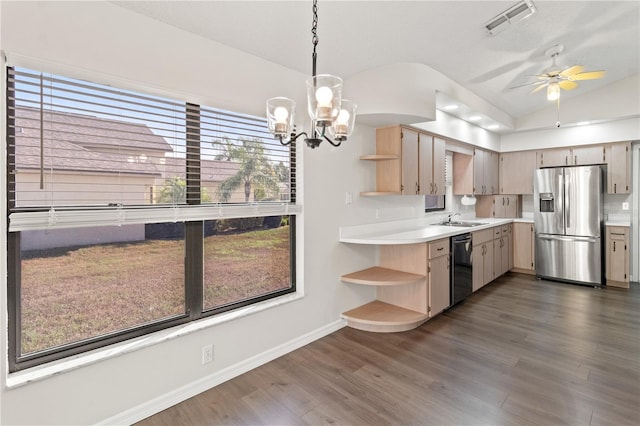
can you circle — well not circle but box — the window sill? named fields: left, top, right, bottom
left=5, top=291, right=304, bottom=389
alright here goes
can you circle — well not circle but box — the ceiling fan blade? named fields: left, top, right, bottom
left=510, top=80, right=547, bottom=90
left=559, top=80, right=578, bottom=91
left=560, top=65, right=584, bottom=77
left=530, top=83, right=548, bottom=94
left=569, top=70, right=606, bottom=81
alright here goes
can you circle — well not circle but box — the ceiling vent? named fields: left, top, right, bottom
left=484, top=0, right=537, bottom=36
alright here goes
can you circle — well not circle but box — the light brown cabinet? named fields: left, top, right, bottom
left=428, top=238, right=450, bottom=316
left=606, top=226, right=630, bottom=288
left=475, top=194, right=520, bottom=218
left=512, top=222, right=535, bottom=274
left=572, top=145, right=606, bottom=166
left=472, top=228, right=494, bottom=291
left=500, top=151, right=536, bottom=194
left=606, top=142, right=631, bottom=194
left=474, top=149, right=499, bottom=195
left=365, top=126, right=446, bottom=196
left=537, top=148, right=571, bottom=168
left=493, top=225, right=511, bottom=279
left=340, top=237, right=452, bottom=333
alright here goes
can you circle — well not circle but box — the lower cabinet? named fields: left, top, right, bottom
left=340, top=238, right=451, bottom=333
left=472, top=228, right=493, bottom=291
left=606, top=226, right=630, bottom=288
left=512, top=222, right=535, bottom=274
left=493, top=225, right=511, bottom=278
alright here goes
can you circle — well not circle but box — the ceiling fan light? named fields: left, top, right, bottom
left=547, top=83, right=560, bottom=101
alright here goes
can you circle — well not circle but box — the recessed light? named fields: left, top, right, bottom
left=444, top=104, right=459, bottom=111
left=468, top=115, right=482, bottom=121
left=487, top=124, right=499, bottom=130
left=577, top=121, right=590, bottom=126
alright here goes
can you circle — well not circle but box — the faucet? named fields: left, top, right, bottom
left=447, top=213, right=461, bottom=224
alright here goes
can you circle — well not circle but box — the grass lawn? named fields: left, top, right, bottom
left=20, top=226, right=290, bottom=355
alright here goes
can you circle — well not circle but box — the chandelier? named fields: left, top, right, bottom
left=266, top=0, right=357, bottom=149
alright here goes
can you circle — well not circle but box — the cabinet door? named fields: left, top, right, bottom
left=483, top=243, right=494, bottom=285
left=506, top=225, right=513, bottom=271
left=493, top=238, right=501, bottom=279
left=431, top=137, right=446, bottom=195
left=429, top=255, right=450, bottom=316
left=501, top=236, right=510, bottom=275
left=419, top=134, right=434, bottom=195
left=607, top=142, right=631, bottom=194
left=472, top=243, right=484, bottom=292
left=500, top=151, right=536, bottom=194
left=375, top=126, right=403, bottom=192
left=504, top=195, right=518, bottom=218
left=401, top=129, right=419, bottom=195
left=485, top=151, right=499, bottom=195
left=537, top=148, right=571, bottom=167
left=606, top=227, right=629, bottom=283
left=513, top=223, right=534, bottom=271
left=572, top=145, right=605, bottom=166
left=473, top=149, right=485, bottom=195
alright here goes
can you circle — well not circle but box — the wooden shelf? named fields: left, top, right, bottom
left=341, top=267, right=425, bottom=286
left=360, top=191, right=402, bottom=196
left=342, top=301, right=429, bottom=333
left=359, top=154, right=400, bottom=161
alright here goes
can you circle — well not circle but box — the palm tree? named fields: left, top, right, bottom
left=157, top=176, right=211, bottom=203
left=215, top=138, right=281, bottom=203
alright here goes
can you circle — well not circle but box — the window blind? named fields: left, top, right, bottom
left=7, top=67, right=298, bottom=231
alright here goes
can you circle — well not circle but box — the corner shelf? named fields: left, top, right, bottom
left=359, top=154, right=400, bottom=161
left=341, top=301, right=429, bottom=333
left=341, top=267, right=425, bottom=286
left=360, top=191, right=402, bottom=196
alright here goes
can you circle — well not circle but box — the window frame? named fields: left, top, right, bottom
left=6, top=66, right=299, bottom=372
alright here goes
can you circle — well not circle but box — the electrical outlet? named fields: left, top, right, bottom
left=202, top=344, right=213, bottom=365
left=622, top=202, right=629, bottom=211
left=375, top=209, right=382, bottom=219
left=345, top=192, right=353, bottom=205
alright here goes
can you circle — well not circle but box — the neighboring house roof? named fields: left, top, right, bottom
left=161, top=157, right=241, bottom=182
left=14, top=106, right=173, bottom=153
left=14, top=136, right=160, bottom=176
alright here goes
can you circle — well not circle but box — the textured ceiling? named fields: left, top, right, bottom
left=112, top=1, right=639, bottom=121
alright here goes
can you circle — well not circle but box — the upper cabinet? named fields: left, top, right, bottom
left=473, top=149, right=499, bottom=195
left=536, top=147, right=572, bottom=167
left=606, top=142, right=631, bottom=194
left=364, top=125, right=445, bottom=197
left=537, top=145, right=605, bottom=167
left=500, top=151, right=536, bottom=194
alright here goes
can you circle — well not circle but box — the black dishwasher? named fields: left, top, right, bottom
left=451, top=233, right=473, bottom=306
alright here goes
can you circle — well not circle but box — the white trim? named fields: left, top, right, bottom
left=6, top=292, right=308, bottom=389
left=9, top=203, right=301, bottom=232
left=97, top=319, right=346, bottom=426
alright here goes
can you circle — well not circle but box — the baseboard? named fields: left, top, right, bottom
left=98, top=319, right=346, bottom=425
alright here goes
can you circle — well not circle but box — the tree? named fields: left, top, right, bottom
left=157, top=177, right=211, bottom=203
left=215, top=138, right=281, bottom=203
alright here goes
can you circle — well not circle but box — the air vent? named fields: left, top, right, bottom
left=484, top=0, right=536, bottom=36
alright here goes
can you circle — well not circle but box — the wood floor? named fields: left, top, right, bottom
left=137, top=273, right=640, bottom=425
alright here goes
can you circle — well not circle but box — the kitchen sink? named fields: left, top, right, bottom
left=434, top=221, right=487, bottom=228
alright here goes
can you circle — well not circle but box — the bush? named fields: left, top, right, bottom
left=215, top=217, right=264, bottom=233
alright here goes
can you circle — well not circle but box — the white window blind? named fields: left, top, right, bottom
left=7, top=67, right=298, bottom=231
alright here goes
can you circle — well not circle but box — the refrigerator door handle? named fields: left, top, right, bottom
left=564, top=172, right=570, bottom=229
left=537, top=234, right=598, bottom=244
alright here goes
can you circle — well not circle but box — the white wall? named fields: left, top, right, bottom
left=0, top=2, right=381, bottom=424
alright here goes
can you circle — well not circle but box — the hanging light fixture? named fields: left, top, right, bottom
left=547, top=81, right=560, bottom=101
left=266, top=0, right=357, bottom=149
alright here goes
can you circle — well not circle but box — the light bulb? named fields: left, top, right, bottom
left=315, top=86, right=333, bottom=107
left=547, top=83, right=560, bottom=101
left=336, top=109, right=350, bottom=125
left=274, top=106, right=289, bottom=123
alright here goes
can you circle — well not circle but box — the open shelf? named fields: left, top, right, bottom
left=341, top=267, right=425, bottom=286
left=359, top=154, right=400, bottom=161
left=360, top=191, right=402, bottom=197
left=341, top=300, right=429, bottom=333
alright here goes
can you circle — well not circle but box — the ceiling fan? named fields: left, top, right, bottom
left=512, top=44, right=606, bottom=101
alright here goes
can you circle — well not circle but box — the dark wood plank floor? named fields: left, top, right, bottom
left=137, top=273, right=640, bottom=425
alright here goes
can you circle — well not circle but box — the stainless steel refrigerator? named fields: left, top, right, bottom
left=533, top=165, right=604, bottom=286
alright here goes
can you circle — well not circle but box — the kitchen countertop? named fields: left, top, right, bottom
left=606, top=221, right=631, bottom=227
left=339, top=218, right=514, bottom=245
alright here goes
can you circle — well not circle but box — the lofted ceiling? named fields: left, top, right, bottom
left=112, top=1, right=639, bottom=127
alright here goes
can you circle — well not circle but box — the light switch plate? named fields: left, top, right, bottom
left=622, top=202, right=629, bottom=211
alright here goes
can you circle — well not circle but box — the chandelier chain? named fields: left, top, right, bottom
left=311, top=0, right=319, bottom=76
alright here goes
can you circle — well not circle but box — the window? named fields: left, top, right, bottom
left=6, top=67, right=298, bottom=371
